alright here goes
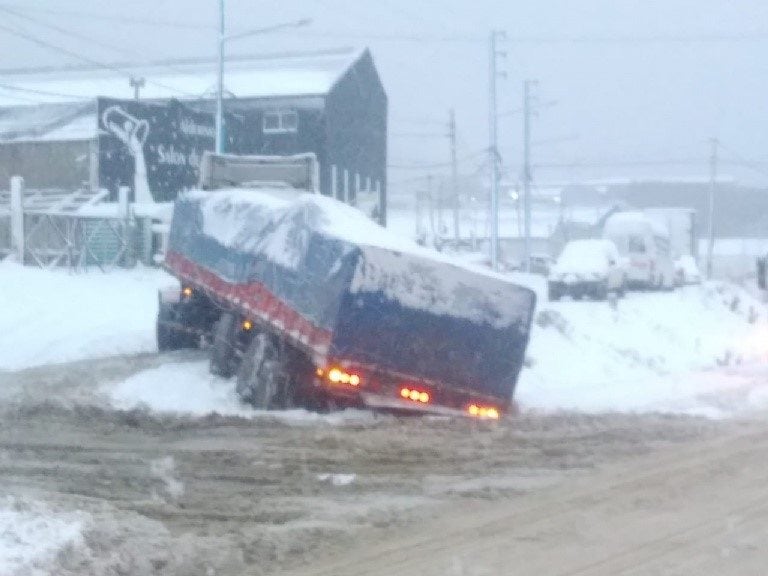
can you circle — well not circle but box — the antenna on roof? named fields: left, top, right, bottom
left=129, top=76, right=145, bottom=101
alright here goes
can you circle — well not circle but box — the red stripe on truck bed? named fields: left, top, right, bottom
left=165, top=250, right=332, bottom=356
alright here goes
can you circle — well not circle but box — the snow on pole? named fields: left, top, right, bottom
left=331, top=165, right=338, bottom=199
left=10, top=176, right=24, bottom=264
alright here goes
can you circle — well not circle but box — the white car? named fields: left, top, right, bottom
left=548, top=239, right=626, bottom=301
left=675, top=255, right=702, bottom=285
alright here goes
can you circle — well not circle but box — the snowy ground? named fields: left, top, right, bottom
left=0, top=259, right=176, bottom=371
left=3, top=255, right=768, bottom=574
left=0, top=497, right=87, bottom=576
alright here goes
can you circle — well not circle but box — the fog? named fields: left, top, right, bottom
left=1, top=0, right=767, bottom=187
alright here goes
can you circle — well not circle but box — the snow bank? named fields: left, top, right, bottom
left=107, top=360, right=375, bottom=425
left=519, top=282, right=768, bottom=417
left=0, top=260, right=176, bottom=371
left=0, top=496, right=87, bottom=576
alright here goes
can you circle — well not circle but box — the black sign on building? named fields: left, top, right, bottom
left=97, top=98, right=218, bottom=203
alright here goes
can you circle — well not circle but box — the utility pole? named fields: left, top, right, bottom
left=427, top=174, right=436, bottom=238
left=522, top=80, right=536, bottom=273
left=129, top=76, right=145, bottom=101
left=449, top=108, right=460, bottom=244
left=706, top=137, right=719, bottom=280
left=215, top=0, right=225, bottom=154
left=488, top=30, right=505, bottom=270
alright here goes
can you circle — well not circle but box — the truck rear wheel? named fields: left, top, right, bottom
left=209, top=312, right=239, bottom=378
left=236, top=332, right=281, bottom=409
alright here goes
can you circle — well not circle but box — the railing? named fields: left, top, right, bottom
left=1, top=178, right=160, bottom=271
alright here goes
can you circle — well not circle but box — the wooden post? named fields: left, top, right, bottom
left=119, top=186, right=133, bottom=267
left=10, top=176, right=24, bottom=264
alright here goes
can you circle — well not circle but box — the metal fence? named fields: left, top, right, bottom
left=0, top=181, right=148, bottom=271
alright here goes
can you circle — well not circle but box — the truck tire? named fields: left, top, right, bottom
left=209, top=312, right=239, bottom=378
left=236, top=332, right=281, bottom=409
left=157, top=304, right=196, bottom=352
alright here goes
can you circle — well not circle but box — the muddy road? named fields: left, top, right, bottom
left=1, top=354, right=760, bottom=576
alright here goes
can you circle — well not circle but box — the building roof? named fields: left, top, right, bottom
left=0, top=48, right=367, bottom=143
left=0, top=48, right=366, bottom=107
left=0, top=101, right=97, bottom=142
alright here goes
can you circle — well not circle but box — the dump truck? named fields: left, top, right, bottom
left=157, top=155, right=536, bottom=418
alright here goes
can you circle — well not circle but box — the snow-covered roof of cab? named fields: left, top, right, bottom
left=0, top=47, right=368, bottom=107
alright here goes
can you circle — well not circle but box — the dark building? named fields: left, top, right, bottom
left=0, top=48, right=388, bottom=222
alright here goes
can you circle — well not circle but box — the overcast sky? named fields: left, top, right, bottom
left=1, top=0, right=767, bottom=189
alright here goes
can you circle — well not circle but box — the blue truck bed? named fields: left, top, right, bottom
left=165, top=189, right=536, bottom=412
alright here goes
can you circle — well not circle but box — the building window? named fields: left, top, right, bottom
left=263, top=111, right=298, bottom=134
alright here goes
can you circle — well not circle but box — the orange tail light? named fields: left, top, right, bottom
left=467, top=404, right=500, bottom=419
left=400, top=387, right=431, bottom=404
left=317, top=366, right=361, bottom=387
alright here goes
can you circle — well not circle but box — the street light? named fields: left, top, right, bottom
left=215, top=0, right=311, bottom=153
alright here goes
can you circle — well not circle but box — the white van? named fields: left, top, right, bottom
left=602, top=212, right=675, bottom=290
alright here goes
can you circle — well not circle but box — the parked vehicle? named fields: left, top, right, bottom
left=644, top=207, right=697, bottom=262
left=548, top=239, right=626, bottom=301
left=602, top=212, right=675, bottom=290
left=158, top=180, right=536, bottom=419
left=675, top=255, right=702, bottom=285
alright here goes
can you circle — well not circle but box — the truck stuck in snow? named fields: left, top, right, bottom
left=157, top=155, right=536, bottom=418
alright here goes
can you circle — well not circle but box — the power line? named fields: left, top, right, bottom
left=535, top=158, right=707, bottom=169
left=391, top=132, right=447, bottom=139
left=266, top=29, right=768, bottom=45
left=0, top=3, right=213, bottom=30
left=0, top=5, right=192, bottom=77
left=717, top=146, right=768, bottom=179
left=0, top=47, right=355, bottom=76
left=0, top=82, right=90, bottom=100
left=0, top=22, right=197, bottom=97
left=0, top=5, right=143, bottom=59
left=391, top=117, right=447, bottom=126
left=389, top=150, right=487, bottom=170
left=508, top=31, right=768, bottom=44
left=4, top=1, right=767, bottom=45
left=0, top=90, right=40, bottom=104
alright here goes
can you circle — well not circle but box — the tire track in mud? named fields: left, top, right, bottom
left=0, top=353, right=734, bottom=576
left=282, top=423, right=768, bottom=576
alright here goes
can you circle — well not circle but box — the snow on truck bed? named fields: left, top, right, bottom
left=186, top=188, right=535, bottom=329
